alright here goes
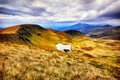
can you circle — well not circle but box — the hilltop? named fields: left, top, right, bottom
left=0, top=24, right=79, bottom=50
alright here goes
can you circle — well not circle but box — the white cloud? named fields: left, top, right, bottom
left=99, top=0, right=120, bottom=16
left=0, top=14, right=42, bottom=22
left=0, top=0, right=120, bottom=24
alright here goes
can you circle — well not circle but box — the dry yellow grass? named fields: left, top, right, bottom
left=72, top=37, right=120, bottom=57
left=0, top=24, right=119, bottom=80
left=0, top=39, right=120, bottom=80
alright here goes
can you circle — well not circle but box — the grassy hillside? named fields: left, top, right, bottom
left=0, top=24, right=71, bottom=50
left=0, top=41, right=120, bottom=80
left=72, top=37, right=120, bottom=57
left=0, top=37, right=120, bottom=80
left=0, top=24, right=120, bottom=80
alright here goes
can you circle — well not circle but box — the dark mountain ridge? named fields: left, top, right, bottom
left=86, top=26, right=120, bottom=40
left=54, top=23, right=112, bottom=34
left=64, top=30, right=82, bottom=36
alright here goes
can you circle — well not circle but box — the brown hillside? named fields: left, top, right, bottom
left=0, top=24, right=45, bottom=43
left=0, top=24, right=72, bottom=50
left=0, top=26, right=20, bottom=34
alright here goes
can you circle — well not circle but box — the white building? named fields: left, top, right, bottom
left=56, top=43, right=72, bottom=52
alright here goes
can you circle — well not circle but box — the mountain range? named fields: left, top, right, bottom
left=53, top=23, right=112, bottom=34
left=49, top=23, right=120, bottom=40
left=86, top=26, right=120, bottom=40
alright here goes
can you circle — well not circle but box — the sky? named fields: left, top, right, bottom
left=0, top=0, right=120, bottom=28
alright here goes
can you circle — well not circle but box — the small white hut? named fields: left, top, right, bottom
left=56, top=43, right=72, bottom=52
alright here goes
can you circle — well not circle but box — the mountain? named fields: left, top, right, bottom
left=54, top=23, right=113, bottom=34
left=0, top=24, right=120, bottom=80
left=0, top=24, right=44, bottom=43
left=64, top=30, right=82, bottom=37
left=0, top=24, right=82, bottom=50
left=0, top=27, right=2, bottom=30
left=55, top=23, right=96, bottom=34
left=86, top=26, right=120, bottom=40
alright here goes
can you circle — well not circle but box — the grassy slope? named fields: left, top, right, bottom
left=30, top=29, right=70, bottom=50
left=0, top=24, right=120, bottom=80
left=0, top=37, right=120, bottom=80
left=0, top=24, right=70, bottom=50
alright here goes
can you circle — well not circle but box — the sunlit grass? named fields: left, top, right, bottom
left=0, top=39, right=120, bottom=80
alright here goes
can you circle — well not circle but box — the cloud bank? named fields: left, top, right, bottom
left=0, top=0, right=120, bottom=27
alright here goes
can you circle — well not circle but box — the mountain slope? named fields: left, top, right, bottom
left=0, top=24, right=83, bottom=50
left=0, top=24, right=71, bottom=50
left=0, top=24, right=44, bottom=43
left=0, top=24, right=120, bottom=80
left=0, top=26, right=20, bottom=34
left=0, top=42, right=119, bottom=80
left=86, top=26, right=120, bottom=40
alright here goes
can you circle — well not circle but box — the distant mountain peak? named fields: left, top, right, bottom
left=51, top=23, right=114, bottom=34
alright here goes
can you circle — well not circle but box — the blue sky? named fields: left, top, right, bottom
left=0, top=0, right=120, bottom=28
